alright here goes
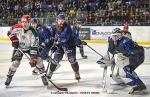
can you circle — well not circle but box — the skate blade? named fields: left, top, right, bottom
left=129, top=89, right=148, bottom=95
left=5, top=85, right=13, bottom=88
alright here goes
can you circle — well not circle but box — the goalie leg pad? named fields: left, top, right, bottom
left=115, top=53, right=129, bottom=68
left=112, top=65, right=125, bottom=84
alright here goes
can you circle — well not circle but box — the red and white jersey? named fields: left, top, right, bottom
left=9, top=23, right=38, bottom=51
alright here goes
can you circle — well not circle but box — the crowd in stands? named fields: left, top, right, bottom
left=0, top=0, right=150, bottom=26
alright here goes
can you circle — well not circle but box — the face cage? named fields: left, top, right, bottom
left=111, top=33, right=122, bottom=41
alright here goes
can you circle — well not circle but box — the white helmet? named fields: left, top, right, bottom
left=111, top=28, right=122, bottom=41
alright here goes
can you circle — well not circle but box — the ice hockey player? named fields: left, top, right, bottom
left=99, top=28, right=146, bottom=93
left=109, top=22, right=132, bottom=84
left=121, top=22, right=132, bottom=39
left=31, top=18, right=53, bottom=75
left=106, top=23, right=133, bottom=85
left=72, top=20, right=87, bottom=59
left=5, top=15, right=48, bottom=86
left=47, top=14, right=87, bottom=81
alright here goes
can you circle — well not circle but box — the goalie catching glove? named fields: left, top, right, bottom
left=97, top=58, right=112, bottom=68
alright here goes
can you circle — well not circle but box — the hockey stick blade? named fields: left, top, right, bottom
left=18, top=47, right=68, bottom=91
left=47, top=79, right=68, bottom=91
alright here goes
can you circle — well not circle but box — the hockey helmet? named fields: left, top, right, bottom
left=111, top=28, right=122, bottom=41
left=56, top=14, right=66, bottom=21
left=31, top=18, right=40, bottom=24
left=31, top=18, right=40, bottom=29
left=21, top=15, right=31, bottom=23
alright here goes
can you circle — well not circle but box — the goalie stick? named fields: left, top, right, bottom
left=102, top=66, right=107, bottom=89
left=100, top=51, right=114, bottom=94
left=86, top=44, right=104, bottom=58
left=87, top=42, right=115, bottom=94
left=17, top=48, right=68, bottom=91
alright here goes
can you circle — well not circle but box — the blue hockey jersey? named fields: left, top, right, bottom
left=48, top=22, right=76, bottom=50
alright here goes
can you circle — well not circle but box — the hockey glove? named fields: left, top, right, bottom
left=8, top=33, right=19, bottom=48
left=97, top=58, right=112, bottom=68
left=40, top=42, right=46, bottom=48
left=40, top=39, right=51, bottom=48
left=51, top=46, right=57, bottom=53
left=76, top=39, right=82, bottom=47
left=81, top=41, right=87, bottom=45
left=29, top=56, right=37, bottom=67
left=7, top=31, right=19, bottom=48
left=55, top=42, right=62, bottom=48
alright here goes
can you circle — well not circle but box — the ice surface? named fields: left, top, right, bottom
left=0, top=41, right=150, bottom=97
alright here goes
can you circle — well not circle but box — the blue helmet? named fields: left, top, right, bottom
left=31, top=18, right=40, bottom=24
left=56, top=14, right=66, bottom=21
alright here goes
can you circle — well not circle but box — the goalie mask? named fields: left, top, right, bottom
left=111, top=28, right=122, bottom=41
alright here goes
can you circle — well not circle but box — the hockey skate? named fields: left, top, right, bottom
left=5, top=75, right=13, bottom=87
left=129, top=83, right=147, bottom=94
left=75, top=72, right=81, bottom=81
left=41, top=74, right=48, bottom=86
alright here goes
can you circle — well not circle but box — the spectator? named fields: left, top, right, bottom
left=0, top=0, right=150, bottom=26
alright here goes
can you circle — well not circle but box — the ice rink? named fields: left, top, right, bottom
left=0, top=41, right=150, bottom=97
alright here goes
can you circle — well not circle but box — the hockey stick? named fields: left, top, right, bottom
left=17, top=48, right=68, bottom=91
left=100, top=51, right=114, bottom=94
left=46, top=55, right=61, bottom=73
left=102, top=51, right=109, bottom=90
left=39, top=45, right=61, bottom=73
left=47, top=78, right=68, bottom=91
left=86, top=44, right=103, bottom=58
left=85, top=44, right=108, bottom=89
left=102, top=66, right=107, bottom=89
